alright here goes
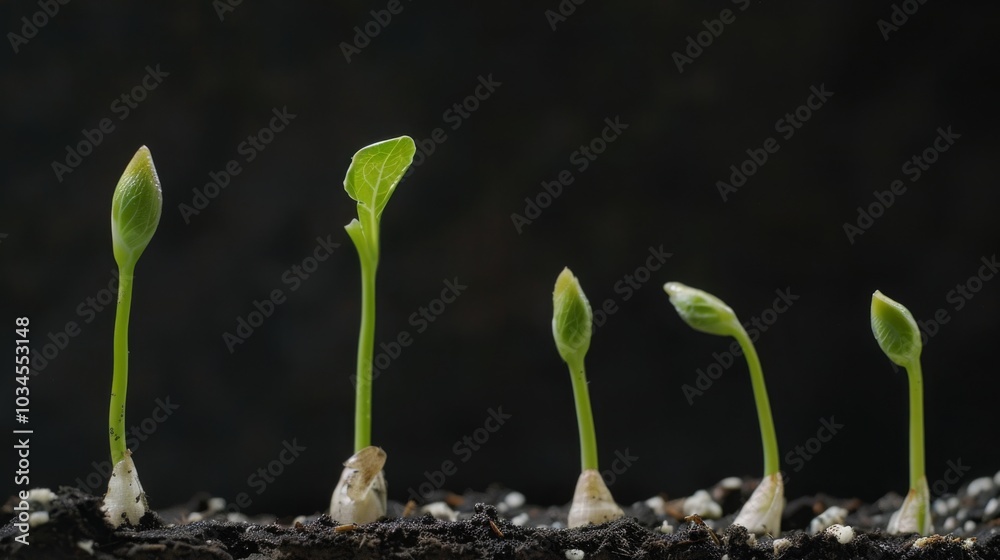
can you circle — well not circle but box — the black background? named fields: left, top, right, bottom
left=2, top=2, right=998, bottom=517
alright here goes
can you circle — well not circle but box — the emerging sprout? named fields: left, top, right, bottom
left=331, top=136, right=416, bottom=524
left=103, top=146, right=162, bottom=527
left=553, top=268, right=624, bottom=528
left=871, top=290, right=932, bottom=535
left=664, top=282, right=783, bottom=535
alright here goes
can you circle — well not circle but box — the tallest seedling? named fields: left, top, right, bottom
left=871, top=290, right=932, bottom=535
left=104, top=146, right=162, bottom=527
left=329, top=136, right=416, bottom=524
left=664, top=282, right=784, bottom=535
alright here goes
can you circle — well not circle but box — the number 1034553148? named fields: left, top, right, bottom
left=15, top=317, right=30, bottom=422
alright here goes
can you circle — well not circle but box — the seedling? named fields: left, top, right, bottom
left=663, top=282, right=784, bottom=535
left=329, top=136, right=416, bottom=524
left=552, top=267, right=624, bottom=528
left=103, top=146, right=162, bottom=527
left=870, top=290, right=932, bottom=535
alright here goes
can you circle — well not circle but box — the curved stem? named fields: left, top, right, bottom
left=906, top=360, right=925, bottom=491
left=110, top=265, right=135, bottom=466
left=733, top=326, right=779, bottom=477
left=568, top=358, right=599, bottom=472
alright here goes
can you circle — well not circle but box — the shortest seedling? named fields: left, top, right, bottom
left=664, top=282, right=784, bottom=535
left=552, top=268, right=624, bottom=528
left=871, top=290, right=932, bottom=535
left=103, top=146, right=162, bottom=527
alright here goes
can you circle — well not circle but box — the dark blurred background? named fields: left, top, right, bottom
left=2, top=2, right=998, bottom=516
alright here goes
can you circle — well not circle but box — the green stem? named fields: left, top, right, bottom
left=733, top=326, right=779, bottom=477
left=353, top=256, right=376, bottom=452
left=109, top=265, right=135, bottom=466
left=905, top=360, right=925, bottom=491
left=568, top=358, right=599, bottom=472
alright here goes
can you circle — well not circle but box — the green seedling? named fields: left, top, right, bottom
left=552, top=267, right=624, bottom=528
left=103, top=146, right=162, bottom=528
left=871, top=290, right=932, bottom=535
left=664, top=282, right=784, bottom=535
left=329, top=136, right=416, bottom=524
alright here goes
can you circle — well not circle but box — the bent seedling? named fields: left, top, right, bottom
left=330, top=136, right=416, bottom=524
left=664, top=282, right=784, bottom=535
left=552, top=267, right=625, bottom=528
left=871, top=290, right=932, bottom=535
left=103, top=146, right=162, bottom=528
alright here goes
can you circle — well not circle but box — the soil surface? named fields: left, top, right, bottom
left=4, top=477, right=1000, bottom=559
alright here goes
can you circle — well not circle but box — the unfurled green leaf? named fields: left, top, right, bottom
left=344, top=136, right=416, bottom=222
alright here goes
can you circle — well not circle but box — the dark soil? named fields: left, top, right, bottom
left=4, top=479, right=1000, bottom=559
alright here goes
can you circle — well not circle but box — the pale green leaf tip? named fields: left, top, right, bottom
left=663, top=282, right=740, bottom=337
left=342, top=135, right=416, bottom=216
left=871, top=290, right=922, bottom=367
left=111, top=146, right=162, bottom=268
left=552, top=267, right=593, bottom=365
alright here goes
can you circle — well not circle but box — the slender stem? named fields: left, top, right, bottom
left=733, top=326, right=779, bottom=477
left=905, top=360, right=925, bottom=491
left=568, top=358, right=599, bottom=472
left=353, top=256, right=377, bottom=452
left=110, top=265, right=135, bottom=466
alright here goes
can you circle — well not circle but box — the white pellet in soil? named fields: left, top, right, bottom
left=564, top=548, right=585, bottom=560
left=644, top=496, right=666, bottom=515
left=719, top=476, right=742, bottom=490
left=660, top=521, right=673, bottom=534
left=420, top=502, right=457, bottom=522
left=28, top=511, right=49, bottom=528
left=985, top=497, right=999, bottom=518
left=968, top=476, right=994, bottom=498
left=683, top=489, right=722, bottom=519
left=511, top=513, right=529, bottom=526
left=773, top=538, right=791, bottom=555
left=933, top=498, right=950, bottom=517
left=27, top=488, right=58, bottom=506
left=825, top=524, right=855, bottom=544
left=504, top=491, right=526, bottom=509
left=809, top=506, right=848, bottom=535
